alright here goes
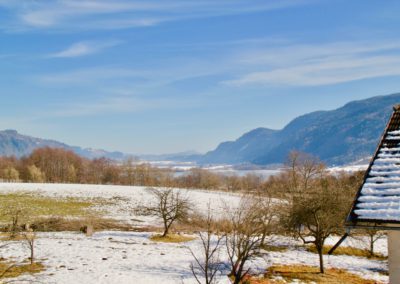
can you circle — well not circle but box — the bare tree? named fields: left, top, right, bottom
left=286, top=151, right=325, bottom=194
left=352, top=229, right=386, bottom=257
left=225, top=197, right=266, bottom=284
left=365, top=229, right=385, bottom=257
left=285, top=175, right=350, bottom=273
left=23, top=229, right=36, bottom=265
left=189, top=205, right=224, bottom=284
left=144, top=187, right=191, bottom=237
left=2, top=167, right=19, bottom=182
left=251, top=192, right=277, bottom=247
left=279, top=152, right=355, bottom=273
left=1, top=207, right=26, bottom=239
left=26, top=165, right=45, bottom=183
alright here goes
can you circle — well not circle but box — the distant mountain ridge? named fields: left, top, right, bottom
left=201, top=93, right=400, bottom=165
left=0, top=129, right=126, bottom=160
left=1, top=93, right=399, bottom=165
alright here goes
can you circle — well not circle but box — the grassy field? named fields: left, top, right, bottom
left=0, top=192, right=131, bottom=232
left=0, top=192, right=97, bottom=221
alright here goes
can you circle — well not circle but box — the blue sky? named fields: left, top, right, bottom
left=1, top=0, right=400, bottom=154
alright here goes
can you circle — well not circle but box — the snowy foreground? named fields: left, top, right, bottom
left=0, top=183, right=389, bottom=284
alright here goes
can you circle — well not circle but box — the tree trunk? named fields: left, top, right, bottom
left=31, top=246, right=34, bottom=265
left=233, top=274, right=241, bottom=284
left=370, top=235, right=374, bottom=256
left=162, top=227, right=168, bottom=237
left=231, top=261, right=241, bottom=284
left=318, top=247, right=324, bottom=273
left=162, top=219, right=168, bottom=237
left=260, top=231, right=266, bottom=247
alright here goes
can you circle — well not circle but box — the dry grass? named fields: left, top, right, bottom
left=176, top=212, right=233, bottom=234
left=245, top=265, right=381, bottom=284
left=0, top=232, right=27, bottom=241
left=150, top=234, right=196, bottom=243
left=260, top=244, right=288, bottom=252
left=0, top=192, right=132, bottom=232
left=30, top=216, right=131, bottom=232
left=0, top=192, right=98, bottom=221
left=0, top=261, right=44, bottom=279
left=306, top=245, right=387, bottom=260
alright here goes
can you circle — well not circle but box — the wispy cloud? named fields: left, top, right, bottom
left=224, top=40, right=400, bottom=86
left=35, top=60, right=227, bottom=87
left=44, top=95, right=195, bottom=118
left=36, top=38, right=400, bottom=88
left=36, top=67, right=148, bottom=84
left=0, top=0, right=313, bottom=31
left=49, top=40, right=121, bottom=58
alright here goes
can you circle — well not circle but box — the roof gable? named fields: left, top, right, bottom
left=347, top=105, right=400, bottom=229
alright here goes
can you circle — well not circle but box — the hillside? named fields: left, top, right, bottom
left=0, top=130, right=126, bottom=160
left=201, top=93, right=400, bottom=165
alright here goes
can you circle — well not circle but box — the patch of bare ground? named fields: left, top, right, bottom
left=150, top=234, right=196, bottom=243
left=0, top=260, right=44, bottom=280
left=29, top=217, right=132, bottom=232
left=306, top=244, right=387, bottom=260
left=245, top=265, right=382, bottom=284
left=260, top=244, right=288, bottom=252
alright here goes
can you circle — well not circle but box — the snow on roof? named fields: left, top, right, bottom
left=347, top=105, right=400, bottom=228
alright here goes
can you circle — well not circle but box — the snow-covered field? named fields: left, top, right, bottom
left=0, top=183, right=389, bottom=284
left=0, top=183, right=243, bottom=225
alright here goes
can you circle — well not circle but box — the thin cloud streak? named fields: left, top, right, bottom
left=36, top=68, right=149, bottom=84
left=41, top=95, right=197, bottom=118
left=35, top=60, right=229, bottom=88
left=224, top=40, right=400, bottom=86
left=36, top=38, right=400, bottom=88
left=49, top=40, right=122, bottom=58
left=0, top=0, right=313, bottom=31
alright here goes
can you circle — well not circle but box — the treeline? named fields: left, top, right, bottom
left=0, top=147, right=364, bottom=194
left=0, top=147, right=265, bottom=190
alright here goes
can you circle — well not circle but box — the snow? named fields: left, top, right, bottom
left=384, top=136, right=400, bottom=140
left=0, top=232, right=388, bottom=284
left=360, top=187, right=400, bottom=196
left=359, top=196, right=400, bottom=202
left=354, top=209, right=400, bottom=220
left=0, top=183, right=389, bottom=283
left=366, top=176, right=400, bottom=182
left=373, top=157, right=400, bottom=164
left=380, top=147, right=400, bottom=152
left=354, top=130, right=400, bottom=221
left=328, top=164, right=368, bottom=173
left=387, top=130, right=400, bottom=135
left=264, top=235, right=388, bottom=283
left=0, top=231, right=229, bottom=284
left=364, top=182, right=400, bottom=189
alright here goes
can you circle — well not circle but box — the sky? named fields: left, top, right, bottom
left=1, top=0, right=400, bottom=155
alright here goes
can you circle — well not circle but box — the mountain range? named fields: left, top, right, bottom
left=200, top=93, right=400, bottom=165
left=0, top=93, right=399, bottom=165
left=0, top=129, right=126, bottom=160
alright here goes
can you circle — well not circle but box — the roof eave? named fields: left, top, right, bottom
left=345, top=219, right=400, bottom=231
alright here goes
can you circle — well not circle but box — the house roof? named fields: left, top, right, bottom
left=346, top=105, right=400, bottom=229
